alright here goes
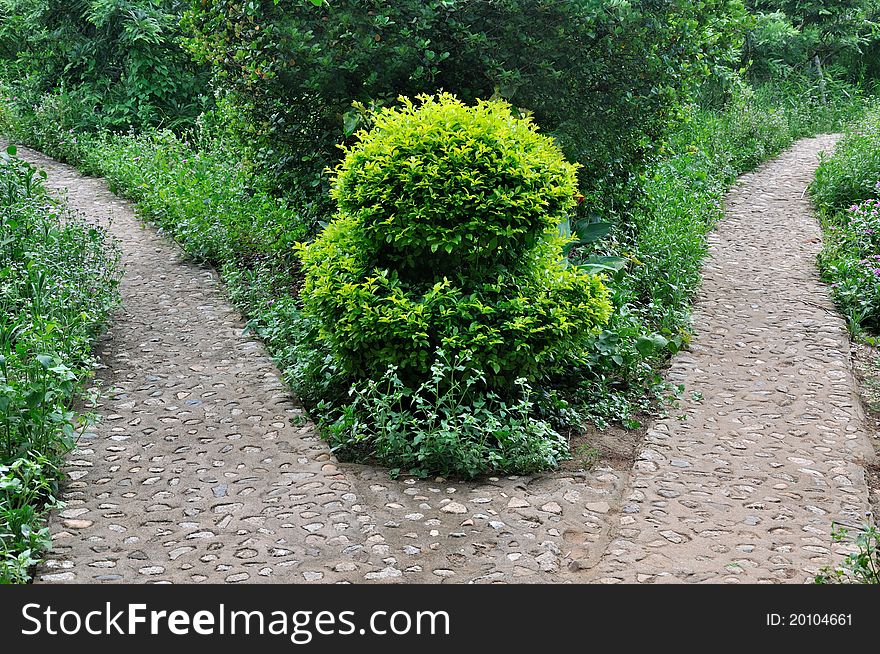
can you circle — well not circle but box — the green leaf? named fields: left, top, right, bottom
left=578, top=256, right=627, bottom=274
left=342, top=109, right=360, bottom=137
left=36, top=354, right=55, bottom=369
left=6, top=144, right=17, bottom=156
left=635, top=333, right=669, bottom=357
left=573, top=220, right=612, bottom=243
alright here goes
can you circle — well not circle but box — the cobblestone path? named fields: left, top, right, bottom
left=589, top=134, right=876, bottom=583
left=11, top=134, right=875, bottom=584
left=12, top=145, right=627, bottom=584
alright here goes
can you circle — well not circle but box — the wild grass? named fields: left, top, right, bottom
left=0, top=146, right=120, bottom=582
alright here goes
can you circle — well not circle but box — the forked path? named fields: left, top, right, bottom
left=10, top=134, right=875, bottom=584
left=12, top=144, right=627, bottom=584
left=590, top=134, right=876, bottom=583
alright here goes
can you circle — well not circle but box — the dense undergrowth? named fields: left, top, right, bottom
left=1, top=0, right=879, bottom=584
left=807, top=99, right=880, bottom=585
left=809, top=98, right=880, bottom=586
left=813, top=105, right=880, bottom=334
left=0, top=80, right=866, bottom=479
left=0, top=146, right=120, bottom=583
left=3, top=0, right=878, bottom=484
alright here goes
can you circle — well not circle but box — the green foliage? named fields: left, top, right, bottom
left=554, top=81, right=867, bottom=429
left=0, top=106, right=312, bottom=276
left=5, top=75, right=864, bottom=474
left=0, top=455, right=59, bottom=584
left=745, top=1, right=880, bottom=82
left=85, top=130, right=309, bottom=267
left=2, top=6, right=874, bottom=482
left=297, top=94, right=615, bottom=476
left=623, top=85, right=810, bottom=334
left=815, top=524, right=880, bottom=584
left=324, top=351, right=570, bottom=479
left=0, top=146, right=120, bottom=583
left=0, top=0, right=209, bottom=132
left=746, top=10, right=806, bottom=80
left=184, top=0, right=749, bottom=213
left=817, top=192, right=880, bottom=333
left=331, top=95, right=580, bottom=272
left=587, top=83, right=856, bottom=337
left=299, top=94, right=613, bottom=385
left=813, top=107, right=880, bottom=212
left=813, top=105, right=880, bottom=333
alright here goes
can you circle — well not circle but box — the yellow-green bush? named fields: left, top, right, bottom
left=331, top=95, right=580, bottom=272
left=299, top=94, right=612, bottom=385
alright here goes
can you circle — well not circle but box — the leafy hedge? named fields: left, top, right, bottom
left=184, top=0, right=748, bottom=213
left=0, top=146, right=120, bottom=583
left=298, top=94, right=613, bottom=476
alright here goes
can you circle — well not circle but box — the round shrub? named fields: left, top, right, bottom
left=298, top=93, right=613, bottom=385
left=331, top=95, right=580, bottom=273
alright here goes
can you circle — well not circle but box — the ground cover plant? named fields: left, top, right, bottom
left=813, top=106, right=880, bottom=333
left=815, top=524, right=880, bottom=584
left=0, top=1, right=878, bottom=485
left=0, top=145, right=120, bottom=583
left=808, top=102, right=880, bottom=585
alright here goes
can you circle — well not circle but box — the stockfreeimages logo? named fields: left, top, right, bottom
left=21, top=603, right=451, bottom=644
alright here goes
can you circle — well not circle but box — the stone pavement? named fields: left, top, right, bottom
left=10, top=134, right=875, bottom=584
left=588, top=134, right=876, bottom=583
left=11, top=145, right=626, bottom=584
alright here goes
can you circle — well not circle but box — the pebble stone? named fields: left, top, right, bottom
left=9, top=143, right=626, bottom=584
left=587, top=134, right=876, bottom=584
left=9, top=134, right=874, bottom=585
